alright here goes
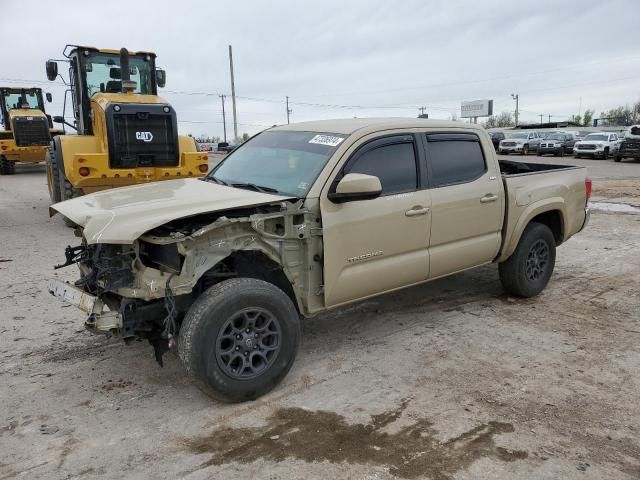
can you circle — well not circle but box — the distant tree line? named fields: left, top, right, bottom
left=483, top=98, right=640, bottom=129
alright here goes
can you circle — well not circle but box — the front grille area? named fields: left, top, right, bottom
left=11, top=116, right=51, bottom=147
left=577, top=144, right=596, bottom=150
left=502, top=141, right=516, bottom=147
left=107, top=105, right=179, bottom=169
left=620, top=141, right=640, bottom=153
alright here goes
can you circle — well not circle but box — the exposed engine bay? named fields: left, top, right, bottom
left=52, top=199, right=324, bottom=365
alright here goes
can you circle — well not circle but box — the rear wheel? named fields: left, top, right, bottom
left=0, top=156, right=15, bottom=175
left=178, top=278, right=301, bottom=403
left=499, top=222, right=556, bottom=298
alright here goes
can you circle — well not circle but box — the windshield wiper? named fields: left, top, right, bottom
left=231, top=182, right=280, bottom=194
left=201, top=175, right=230, bottom=186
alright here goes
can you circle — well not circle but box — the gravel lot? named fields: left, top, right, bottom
left=1, top=155, right=639, bottom=479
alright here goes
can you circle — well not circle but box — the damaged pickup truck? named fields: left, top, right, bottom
left=49, top=118, right=591, bottom=402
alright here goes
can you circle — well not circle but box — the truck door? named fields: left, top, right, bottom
left=320, top=134, right=431, bottom=307
left=422, top=133, right=503, bottom=278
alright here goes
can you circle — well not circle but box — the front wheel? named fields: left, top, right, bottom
left=522, top=145, right=529, bottom=155
left=0, top=156, right=15, bottom=175
left=499, top=222, right=556, bottom=298
left=614, top=155, right=622, bottom=163
left=178, top=278, right=301, bottom=403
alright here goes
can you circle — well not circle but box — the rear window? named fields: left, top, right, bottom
left=426, top=134, right=486, bottom=187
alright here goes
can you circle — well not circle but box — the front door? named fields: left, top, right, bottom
left=321, top=134, right=431, bottom=307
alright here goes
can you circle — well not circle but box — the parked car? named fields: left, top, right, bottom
left=488, top=131, right=505, bottom=150
left=538, top=132, right=578, bottom=157
left=574, top=132, right=620, bottom=159
left=499, top=131, right=540, bottom=155
left=614, top=125, right=640, bottom=163
left=49, top=118, right=591, bottom=402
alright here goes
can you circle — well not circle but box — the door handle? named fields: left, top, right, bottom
left=405, top=206, right=430, bottom=217
left=480, top=194, right=498, bottom=203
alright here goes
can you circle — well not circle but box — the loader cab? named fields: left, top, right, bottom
left=0, top=87, right=48, bottom=130
left=46, top=46, right=167, bottom=136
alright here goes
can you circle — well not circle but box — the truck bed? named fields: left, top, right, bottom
left=498, top=159, right=580, bottom=177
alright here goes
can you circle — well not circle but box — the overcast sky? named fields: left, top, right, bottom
left=1, top=0, right=639, bottom=138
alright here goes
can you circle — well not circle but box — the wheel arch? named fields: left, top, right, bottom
left=499, top=200, right=566, bottom=262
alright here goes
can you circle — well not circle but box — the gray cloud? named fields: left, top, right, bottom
left=1, top=0, right=639, bottom=137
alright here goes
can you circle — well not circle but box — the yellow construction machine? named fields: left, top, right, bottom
left=44, top=45, right=208, bottom=205
left=0, top=87, right=61, bottom=174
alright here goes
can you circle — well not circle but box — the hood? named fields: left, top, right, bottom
left=51, top=178, right=293, bottom=245
left=576, top=140, right=606, bottom=145
left=502, top=138, right=526, bottom=144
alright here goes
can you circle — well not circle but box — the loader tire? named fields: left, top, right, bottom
left=45, top=148, right=62, bottom=204
left=0, top=156, right=15, bottom=175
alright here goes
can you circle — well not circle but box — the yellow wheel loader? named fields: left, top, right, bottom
left=0, top=87, right=61, bottom=175
left=44, top=45, right=209, bottom=207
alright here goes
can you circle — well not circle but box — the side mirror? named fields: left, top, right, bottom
left=53, top=115, right=64, bottom=124
left=46, top=92, right=52, bottom=103
left=156, top=69, right=166, bottom=88
left=328, top=173, right=382, bottom=203
left=45, top=61, right=58, bottom=81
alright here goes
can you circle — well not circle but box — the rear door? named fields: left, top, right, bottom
left=320, top=134, right=431, bottom=307
left=422, top=132, right=503, bottom=279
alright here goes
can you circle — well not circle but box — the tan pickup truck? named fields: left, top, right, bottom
left=49, top=118, right=591, bottom=402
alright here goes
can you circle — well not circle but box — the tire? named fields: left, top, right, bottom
left=178, top=278, right=301, bottom=403
left=602, top=148, right=608, bottom=160
left=499, top=222, right=556, bottom=298
left=45, top=147, right=62, bottom=204
left=522, top=145, right=529, bottom=155
left=614, top=155, right=621, bottom=163
left=60, top=178, right=83, bottom=227
left=0, top=155, right=15, bottom=175
left=575, top=154, right=581, bottom=159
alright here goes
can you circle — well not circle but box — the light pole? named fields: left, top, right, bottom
left=511, top=93, right=519, bottom=127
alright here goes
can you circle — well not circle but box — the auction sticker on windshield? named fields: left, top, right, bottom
left=309, top=134, right=345, bottom=147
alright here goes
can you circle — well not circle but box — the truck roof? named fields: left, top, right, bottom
left=271, top=117, right=483, bottom=135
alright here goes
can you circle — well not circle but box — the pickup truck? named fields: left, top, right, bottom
left=614, top=125, right=640, bottom=163
left=499, top=131, right=541, bottom=155
left=574, top=132, right=620, bottom=159
left=49, top=118, right=591, bottom=402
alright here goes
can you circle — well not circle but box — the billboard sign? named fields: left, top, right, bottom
left=461, top=99, right=493, bottom=118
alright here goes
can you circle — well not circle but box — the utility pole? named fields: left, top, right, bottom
left=286, top=96, right=292, bottom=124
left=228, top=45, right=238, bottom=142
left=219, top=94, right=227, bottom=143
left=418, top=106, right=428, bottom=119
left=511, top=93, right=519, bottom=127
left=548, top=114, right=552, bottom=123
left=539, top=114, right=544, bottom=124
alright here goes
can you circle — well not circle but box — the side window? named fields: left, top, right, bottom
left=345, top=141, right=417, bottom=195
left=426, top=134, right=486, bottom=187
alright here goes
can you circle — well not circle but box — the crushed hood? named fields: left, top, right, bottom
left=51, top=178, right=293, bottom=244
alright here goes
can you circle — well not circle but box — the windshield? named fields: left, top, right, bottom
left=82, top=52, right=155, bottom=97
left=584, top=134, right=608, bottom=141
left=3, top=89, right=42, bottom=111
left=209, top=130, right=347, bottom=196
left=507, top=133, right=529, bottom=139
left=548, top=133, right=566, bottom=140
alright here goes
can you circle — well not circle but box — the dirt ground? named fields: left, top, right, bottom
left=1, top=155, right=639, bottom=480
